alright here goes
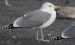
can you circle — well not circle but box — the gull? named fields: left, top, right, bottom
left=51, top=22, right=75, bottom=40
left=2, top=2, right=59, bottom=41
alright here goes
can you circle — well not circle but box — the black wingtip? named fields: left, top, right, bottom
left=51, top=36, right=64, bottom=40
left=2, top=24, right=14, bottom=29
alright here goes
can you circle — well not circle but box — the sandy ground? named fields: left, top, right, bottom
left=0, top=0, right=75, bottom=45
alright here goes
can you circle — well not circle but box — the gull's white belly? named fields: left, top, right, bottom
left=39, top=13, right=56, bottom=28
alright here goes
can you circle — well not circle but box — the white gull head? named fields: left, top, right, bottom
left=41, top=2, right=55, bottom=10
left=40, top=2, right=58, bottom=14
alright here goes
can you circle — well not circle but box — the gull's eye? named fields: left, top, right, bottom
left=49, top=5, right=52, bottom=7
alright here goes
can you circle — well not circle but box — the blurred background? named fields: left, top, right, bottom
left=0, top=0, right=75, bottom=45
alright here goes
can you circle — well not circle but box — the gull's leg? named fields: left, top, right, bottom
left=41, top=28, right=44, bottom=40
left=36, top=30, right=39, bottom=40
left=40, top=28, right=50, bottom=42
left=36, top=28, right=44, bottom=40
left=36, top=28, right=50, bottom=42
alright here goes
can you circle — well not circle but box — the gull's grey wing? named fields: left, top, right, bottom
left=13, top=10, right=51, bottom=27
